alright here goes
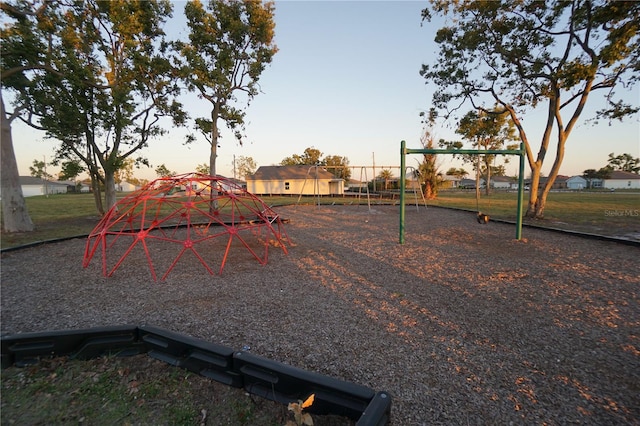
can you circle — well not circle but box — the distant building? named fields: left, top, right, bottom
left=490, top=176, right=512, bottom=189
left=566, top=176, right=587, bottom=190
left=247, top=165, right=344, bottom=196
left=17, top=176, right=88, bottom=197
left=602, top=170, right=640, bottom=189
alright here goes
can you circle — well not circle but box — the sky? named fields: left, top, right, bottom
left=9, top=0, right=640, bottom=182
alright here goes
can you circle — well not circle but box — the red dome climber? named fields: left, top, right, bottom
left=83, top=173, right=290, bottom=281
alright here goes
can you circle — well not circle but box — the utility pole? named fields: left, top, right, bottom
left=43, top=155, right=48, bottom=198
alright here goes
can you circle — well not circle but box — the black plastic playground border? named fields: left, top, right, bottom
left=1, top=325, right=391, bottom=425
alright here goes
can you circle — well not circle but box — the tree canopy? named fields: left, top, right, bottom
left=421, top=0, right=639, bottom=218
left=177, top=0, right=277, bottom=178
left=2, top=0, right=185, bottom=216
left=281, top=147, right=351, bottom=180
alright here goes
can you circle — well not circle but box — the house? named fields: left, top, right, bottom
left=116, top=181, right=140, bottom=192
left=440, top=175, right=461, bottom=189
left=17, top=176, right=87, bottom=197
left=602, top=170, right=640, bottom=189
left=246, top=165, right=344, bottom=196
left=566, top=176, right=587, bottom=190
left=459, top=178, right=485, bottom=189
left=345, top=179, right=367, bottom=192
left=490, top=176, right=512, bottom=189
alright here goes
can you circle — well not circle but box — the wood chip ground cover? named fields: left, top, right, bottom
left=1, top=205, right=638, bottom=424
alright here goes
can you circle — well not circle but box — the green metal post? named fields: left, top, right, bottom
left=516, top=142, right=525, bottom=240
left=400, top=141, right=525, bottom=241
left=400, top=140, right=406, bottom=244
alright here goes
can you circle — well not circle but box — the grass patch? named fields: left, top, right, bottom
left=428, top=190, right=640, bottom=236
left=1, top=355, right=259, bottom=425
left=1, top=354, right=353, bottom=425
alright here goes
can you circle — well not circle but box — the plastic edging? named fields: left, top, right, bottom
left=1, top=325, right=391, bottom=425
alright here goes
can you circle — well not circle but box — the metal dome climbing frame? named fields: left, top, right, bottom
left=83, top=173, right=291, bottom=281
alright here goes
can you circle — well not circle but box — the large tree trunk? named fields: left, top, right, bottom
left=89, top=171, right=104, bottom=215
left=484, top=156, right=491, bottom=196
left=210, top=103, right=220, bottom=177
left=0, top=96, right=34, bottom=232
left=104, top=170, right=117, bottom=211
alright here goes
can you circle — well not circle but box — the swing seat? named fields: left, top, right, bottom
left=477, top=212, right=490, bottom=224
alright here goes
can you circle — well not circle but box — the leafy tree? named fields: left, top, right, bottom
left=421, top=1, right=640, bottom=218
left=322, top=155, right=351, bottom=180
left=29, top=159, right=52, bottom=180
left=114, top=158, right=135, bottom=185
left=606, top=153, right=640, bottom=173
left=15, top=1, right=184, bottom=214
left=177, top=0, right=277, bottom=179
left=417, top=110, right=440, bottom=199
left=0, top=1, right=54, bottom=232
left=234, top=155, right=257, bottom=180
left=455, top=109, right=517, bottom=195
left=155, top=164, right=175, bottom=177
left=281, top=148, right=351, bottom=180
left=281, top=147, right=323, bottom=166
left=195, top=163, right=210, bottom=175
left=583, top=168, right=611, bottom=188
left=446, top=167, right=468, bottom=180
left=57, top=159, right=85, bottom=181
left=378, top=169, right=394, bottom=190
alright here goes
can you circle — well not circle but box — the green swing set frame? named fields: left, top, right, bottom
left=399, top=140, right=526, bottom=244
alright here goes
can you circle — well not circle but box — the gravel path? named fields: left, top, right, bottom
left=2, top=205, right=639, bottom=425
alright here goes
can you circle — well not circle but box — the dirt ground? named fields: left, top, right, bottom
left=1, top=205, right=639, bottom=425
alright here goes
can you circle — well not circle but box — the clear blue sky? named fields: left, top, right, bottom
left=10, top=1, right=640, bottom=181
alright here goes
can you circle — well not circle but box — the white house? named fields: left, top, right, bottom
left=490, top=176, right=512, bottom=189
left=116, top=181, right=140, bottom=192
left=18, top=176, right=88, bottom=197
left=603, top=170, right=640, bottom=190
left=246, top=165, right=344, bottom=196
left=566, top=176, right=587, bottom=190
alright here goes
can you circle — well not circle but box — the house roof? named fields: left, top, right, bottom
left=606, top=170, right=640, bottom=180
left=247, top=165, right=339, bottom=181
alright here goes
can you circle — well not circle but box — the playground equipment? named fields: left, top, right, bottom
left=399, top=140, right=526, bottom=243
left=83, top=173, right=290, bottom=281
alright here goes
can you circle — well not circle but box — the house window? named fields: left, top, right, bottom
left=285, top=182, right=290, bottom=190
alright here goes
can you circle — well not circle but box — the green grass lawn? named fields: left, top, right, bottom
left=428, top=189, right=640, bottom=235
left=1, top=190, right=639, bottom=249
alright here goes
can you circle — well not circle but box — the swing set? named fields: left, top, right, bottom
left=399, top=140, right=526, bottom=244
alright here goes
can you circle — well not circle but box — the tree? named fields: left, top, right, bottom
left=0, top=1, right=53, bottom=232
left=583, top=168, right=611, bottom=188
left=456, top=108, right=517, bottom=195
left=607, top=153, right=640, bottom=173
left=29, top=159, right=52, bottom=180
left=155, top=164, right=175, bottom=177
left=234, top=155, right=257, bottom=180
left=177, top=0, right=277, bottom=179
left=17, top=1, right=184, bottom=214
left=57, top=159, right=85, bottom=181
left=446, top=167, right=468, bottom=180
left=281, top=147, right=323, bottom=166
left=378, top=169, right=394, bottom=190
left=417, top=110, right=440, bottom=199
left=322, top=155, right=351, bottom=181
left=195, top=163, right=210, bottom=175
left=421, top=1, right=640, bottom=218
left=114, top=158, right=136, bottom=185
